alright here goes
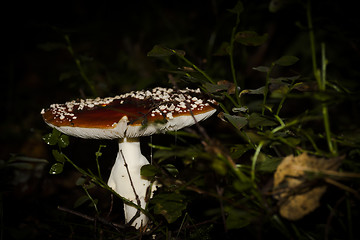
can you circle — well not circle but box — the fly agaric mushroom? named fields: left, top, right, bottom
left=41, top=87, right=217, bottom=228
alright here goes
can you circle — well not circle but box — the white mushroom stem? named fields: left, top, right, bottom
left=107, top=137, right=151, bottom=228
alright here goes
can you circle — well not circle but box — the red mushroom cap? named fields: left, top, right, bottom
left=41, top=87, right=217, bottom=139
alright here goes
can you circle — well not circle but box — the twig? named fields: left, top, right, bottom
left=57, top=206, right=127, bottom=230
left=120, top=149, right=142, bottom=225
left=107, top=193, right=114, bottom=219
left=324, top=178, right=360, bottom=200
left=216, top=185, right=227, bottom=233
left=325, top=196, right=345, bottom=240
left=187, top=103, right=249, bottom=183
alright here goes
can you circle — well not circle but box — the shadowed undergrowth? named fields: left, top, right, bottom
left=2, top=1, right=360, bottom=239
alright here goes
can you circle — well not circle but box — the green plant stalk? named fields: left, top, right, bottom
left=274, top=115, right=285, bottom=127
left=251, top=141, right=264, bottom=182
left=271, top=115, right=310, bottom=134
left=271, top=215, right=292, bottom=238
left=275, top=97, right=286, bottom=117
left=173, top=51, right=215, bottom=84
left=82, top=185, right=99, bottom=213
left=95, top=145, right=106, bottom=180
left=262, top=63, right=275, bottom=115
left=176, top=212, right=188, bottom=238
left=307, top=2, right=336, bottom=154
left=239, top=131, right=256, bottom=150
left=322, top=104, right=335, bottom=153
left=320, top=43, right=336, bottom=154
left=219, top=102, right=230, bottom=114
left=174, top=49, right=240, bottom=110
left=224, top=92, right=240, bottom=108
left=219, top=154, right=249, bottom=183
left=273, top=80, right=300, bottom=130
left=290, top=223, right=302, bottom=239
left=300, top=129, right=322, bottom=153
left=64, top=35, right=98, bottom=97
left=275, top=79, right=298, bottom=116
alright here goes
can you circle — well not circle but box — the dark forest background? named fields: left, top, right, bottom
left=1, top=0, right=360, bottom=239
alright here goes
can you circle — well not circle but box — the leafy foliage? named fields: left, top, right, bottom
left=6, top=0, right=359, bottom=239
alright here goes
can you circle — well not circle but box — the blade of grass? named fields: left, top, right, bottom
left=262, top=62, right=275, bottom=116
left=307, top=1, right=336, bottom=155
left=82, top=185, right=99, bottom=213
left=320, top=43, right=336, bottom=155
left=251, top=141, right=264, bottom=182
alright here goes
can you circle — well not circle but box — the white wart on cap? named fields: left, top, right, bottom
left=41, top=87, right=217, bottom=139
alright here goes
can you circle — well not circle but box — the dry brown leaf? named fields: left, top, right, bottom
left=273, top=153, right=342, bottom=220
left=217, top=80, right=236, bottom=94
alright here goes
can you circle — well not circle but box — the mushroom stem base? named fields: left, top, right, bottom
left=107, top=137, right=151, bottom=228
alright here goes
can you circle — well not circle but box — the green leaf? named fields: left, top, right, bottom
left=167, top=130, right=200, bottom=139
left=270, top=85, right=290, bottom=98
left=240, top=86, right=265, bottom=96
left=154, top=146, right=201, bottom=163
left=147, top=45, right=185, bottom=57
left=225, top=206, right=254, bottom=229
left=232, top=106, right=248, bottom=113
left=235, top=31, right=268, bottom=46
left=163, top=164, right=179, bottom=177
left=76, top=176, right=87, bottom=186
left=223, top=113, right=248, bottom=130
left=152, top=193, right=187, bottom=223
left=252, top=66, right=270, bottom=73
left=42, top=128, right=61, bottom=145
left=275, top=55, right=299, bottom=66
left=153, top=149, right=176, bottom=163
left=147, top=45, right=174, bottom=57
left=233, top=180, right=252, bottom=192
left=88, top=199, right=98, bottom=208
left=49, top=162, right=63, bottom=174
left=141, top=164, right=158, bottom=177
left=269, top=0, right=286, bottom=13
left=203, top=82, right=229, bottom=93
left=85, top=182, right=96, bottom=190
left=52, top=149, right=66, bottom=163
left=95, top=145, right=106, bottom=158
left=58, top=134, right=70, bottom=148
left=230, top=144, right=252, bottom=159
left=248, top=113, right=277, bottom=128
left=211, top=159, right=228, bottom=175
left=244, top=130, right=267, bottom=144
left=213, top=41, right=230, bottom=56
left=74, top=195, right=90, bottom=208
left=257, top=156, right=282, bottom=172
left=228, top=1, right=244, bottom=15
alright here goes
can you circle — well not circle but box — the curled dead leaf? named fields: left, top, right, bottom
left=273, top=153, right=342, bottom=221
left=217, top=80, right=236, bottom=94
